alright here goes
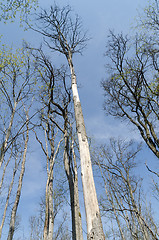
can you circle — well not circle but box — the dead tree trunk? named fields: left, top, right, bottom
left=67, top=56, right=105, bottom=240
left=33, top=6, right=105, bottom=238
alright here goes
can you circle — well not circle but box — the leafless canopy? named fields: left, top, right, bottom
left=94, top=139, right=159, bottom=239
left=32, top=4, right=88, bottom=58
left=102, top=30, right=159, bottom=158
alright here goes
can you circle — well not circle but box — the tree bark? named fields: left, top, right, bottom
left=7, top=112, right=29, bottom=240
left=64, top=132, right=83, bottom=240
left=67, top=56, right=105, bottom=240
left=43, top=133, right=62, bottom=240
left=43, top=172, right=54, bottom=240
left=0, top=161, right=17, bottom=239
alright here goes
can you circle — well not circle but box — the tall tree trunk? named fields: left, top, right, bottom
left=64, top=130, right=83, bottom=240
left=7, top=112, right=29, bottom=240
left=72, top=138, right=83, bottom=240
left=43, top=173, right=54, bottom=240
left=67, top=55, right=105, bottom=240
left=0, top=159, right=18, bottom=239
left=43, top=135, right=62, bottom=240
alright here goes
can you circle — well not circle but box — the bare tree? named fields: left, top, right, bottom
left=32, top=53, right=64, bottom=240
left=7, top=105, right=30, bottom=240
left=137, top=0, right=159, bottom=34
left=29, top=210, right=71, bottom=240
left=31, top=47, right=83, bottom=239
left=0, top=46, right=34, bottom=167
left=63, top=123, right=83, bottom=240
left=102, top=12, right=159, bottom=160
left=33, top=114, right=63, bottom=240
left=0, top=46, right=35, bottom=239
left=30, top=5, right=105, bottom=239
left=29, top=215, right=43, bottom=240
left=93, top=139, right=159, bottom=239
left=0, top=142, right=20, bottom=238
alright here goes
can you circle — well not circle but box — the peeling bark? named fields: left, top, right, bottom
left=67, top=56, right=105, bottom=240
left=32, top=6, right=105, bottom=238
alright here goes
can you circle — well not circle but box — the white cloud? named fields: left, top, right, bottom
left=85, top=114, right=142, bottom=142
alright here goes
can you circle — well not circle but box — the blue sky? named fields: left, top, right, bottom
left=0, top=0, right=148, bottom=142
left=1, top=0, right=158, bottom=239
left=52, top=0, right=147, bottom=141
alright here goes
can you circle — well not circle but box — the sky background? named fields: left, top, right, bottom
left=1, top=0, right=158, bottom=239
left=0, top=0, right=148, bottom=140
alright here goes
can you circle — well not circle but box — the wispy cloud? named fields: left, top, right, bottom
left=85, top=114, right=142, bottom=142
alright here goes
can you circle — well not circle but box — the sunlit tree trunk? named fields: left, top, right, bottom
left=43, top=127, right=54, bottom=240
left=43, top=172, right=54, bottom=240
left=7, top=111, right=29, bottom=240
left=31, top=5, right=105, bottom=238
left=67, top=55, right=105, bottom=240
left=0, top=152, right=19, bottom=239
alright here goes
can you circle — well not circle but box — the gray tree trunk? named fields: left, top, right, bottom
left=67, top=55, right=105, bottom=240
left=0, top=160, right=17, bottom=239
left=43, top=172, right=54, bottom=240
left=43, top=137, right=62, bottom=240
left=64, top=131, right=83, bottom=240
left=7, top=112, right=29, bottom=240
